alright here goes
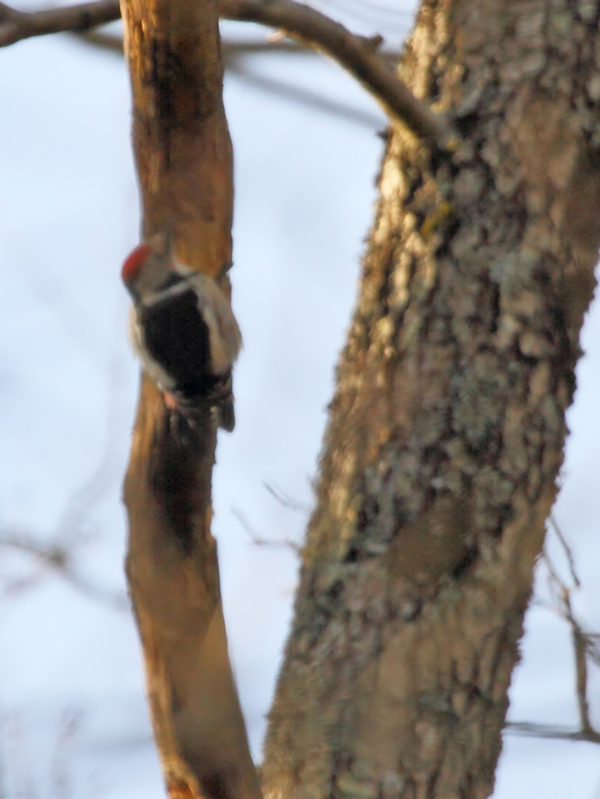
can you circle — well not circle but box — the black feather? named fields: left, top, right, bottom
left=141, top=288, right=218, bottom=398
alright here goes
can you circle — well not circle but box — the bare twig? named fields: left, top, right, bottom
left=264, top=482, right=311, bottom=513
left=72, top=27, right=122, bottom=53
left=565, top=589, right=594, bottom=736
left=74, top=30, right=387, bottom=128
left=586, top=632, right=600, bottom=668
left=0, top=0, right=453, bottom=148
left=0, top=530, right=128, bottom=610
left=0, top=354, right=130, bottom=612
left=505, top=721, right=600, bottom=744
left=504, top=524, right=600, bottom=747
left=525, top=535, right=600, bottom=744
left=232, top=508, right=301, bottom=553
left=228, top=61, right=385, bottom=129
left=225, top=0, right=452, bottom=147
left=0, top=0, right=117, bottom=46
left=544, top=548, right=595, bottom=737
left=548, top=514, right=581, bottom=587
left=226, top=37, right=399, bottom=62
left=74, top=27, right=401, bottom=63
left=74, top=29, right=307, bottom=56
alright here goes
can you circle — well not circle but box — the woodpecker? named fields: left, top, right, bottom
left=121, top=239, right=241, bottom=432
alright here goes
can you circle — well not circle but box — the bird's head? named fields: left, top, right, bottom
left=121, top=234, right=188, bottom=303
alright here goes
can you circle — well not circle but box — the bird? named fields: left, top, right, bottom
left=121, top=237, right=241, bottom=432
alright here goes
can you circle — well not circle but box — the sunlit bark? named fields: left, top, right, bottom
left=120, top=2, right=260, bottom=798
left=263, top=2, right=600, bottom=797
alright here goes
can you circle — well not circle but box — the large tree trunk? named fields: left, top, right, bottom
left=262, top=1, right=600, bottom=797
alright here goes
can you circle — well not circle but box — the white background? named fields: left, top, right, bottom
left=0, top=2, right=599, bottom=797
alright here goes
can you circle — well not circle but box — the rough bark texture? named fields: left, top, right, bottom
left=121, top=0, right=233, bottom=275
left=120, top=2, right=260, bottom=798
left=263, top=2, right=600, bottom=798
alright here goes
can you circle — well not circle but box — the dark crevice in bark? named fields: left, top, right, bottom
left=148, top=409, right=214, bottom=554
left=198, top=770, right=235, bottom=799
left=450, top=544, right=479, bottom=579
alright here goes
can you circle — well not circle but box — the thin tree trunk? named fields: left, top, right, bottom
left=120, top=2, right=261, bottom=798
left=263, top=1, right=600, bottom=797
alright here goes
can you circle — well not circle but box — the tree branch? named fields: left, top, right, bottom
left=120, top=0, right=260, bottom=797
left=0, top=0, right=453, bottom=149
left=505, top=721, right=600, bottom=744
left=222, top=0, right=452, bottom=147
left=0, top=0, right=117, bottom=46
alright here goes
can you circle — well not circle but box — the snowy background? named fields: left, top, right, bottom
left=1, top=1, right=600, bottom=797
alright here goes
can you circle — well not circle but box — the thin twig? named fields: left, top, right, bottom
left=0, top=0, right=454, bottom=148
left=586, top=632, right=600, bottom=668
left=225, top=0, right=452, bottom=146
left=72, top=27, right=122, bottom=53
left=510, top=525, right=600, bottom=747
left=564, top=589, right=594, bottom=735
left=549, top=514, right=581, bottom=587
left=264, top=481, right=311, bottom=513
left=232, top=507, right=301, bottom=553
left=74, top=27, right=401, bottom=62
left=0, top=0, right=118, bottom=46
left=537, top=538, right=600, bottom=741
left=505, top=721, right=600, bottom=744
left=75, top=30, right=389, bottom=128
left=0, top=530, right=128, bottom=610
left=74, top=29, right=311, bottom=56
left=228, top=61, right=385, bottom=129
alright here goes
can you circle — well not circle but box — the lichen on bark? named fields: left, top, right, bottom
left=262, top=1, right=600, bottom=797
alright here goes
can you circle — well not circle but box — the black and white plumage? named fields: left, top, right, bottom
left=121, top=239, right=241, bottom=432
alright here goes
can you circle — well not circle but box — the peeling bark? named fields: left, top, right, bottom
left=263, top=2, right=600, bottom=797
left=120, top=1, right=260, bottom=798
